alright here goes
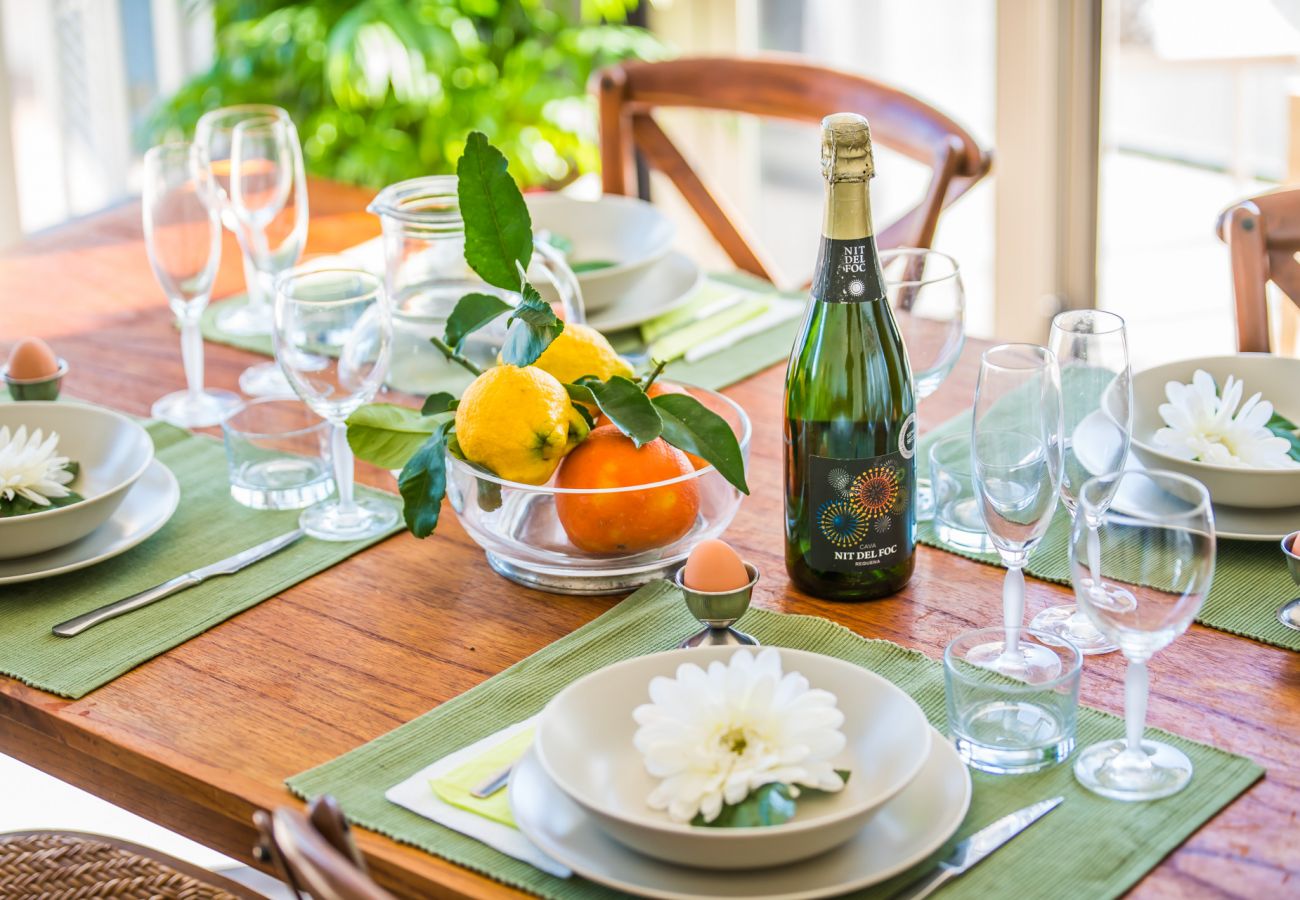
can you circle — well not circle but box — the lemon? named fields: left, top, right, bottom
left=455, top=365, right=588, bottom=485
left=533, top=323, right=635, bottom=385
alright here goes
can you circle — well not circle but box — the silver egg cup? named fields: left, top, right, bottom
left=1278, top=531, right=1300, bottom=631
left=674, top=562, right=760, bottom=648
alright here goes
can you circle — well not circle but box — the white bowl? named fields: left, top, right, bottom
left=1116, top=354, right=1300, bottom=508
left=0, top=402, right=154, bottom=558
left=527, top=193, right=675, bottom=312
left=534, top=646, right=932, bottom=870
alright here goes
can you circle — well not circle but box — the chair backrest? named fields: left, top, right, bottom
left=1217, top=187, right=1300, bottom=352
left=592, top=55, right=992, bottom=283
left=253, top=796, right=393, bottom=900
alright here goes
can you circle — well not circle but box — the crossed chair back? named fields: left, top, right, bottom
left=592, top=55, right=992, bottom=283
left=1218, top=187, right=1300, bottom=352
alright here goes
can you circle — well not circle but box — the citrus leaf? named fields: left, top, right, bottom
left=653, top=393, right=749, bottom=494
left=444, top=292, right=511, bottom=352
left=397, top=419, right=454, bottom=538
left=457, top=131, right=533, bottom=291
left=421, top=392, right=459, bottom=415
left=564, top=382, right=596, bottom=405
left=501, top=284, right=565, bottom=366
left=584, top=375, right=661, bottom=447
left=346, top=404, right=453, bottom=470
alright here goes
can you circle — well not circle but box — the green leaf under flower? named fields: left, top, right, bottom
left=691, top=771, right=851, bottom=828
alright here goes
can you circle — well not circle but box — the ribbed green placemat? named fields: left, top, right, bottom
left=286, top=581, right=1262, bottom=900
left=200, top=272, right=803, bottom=394
left=917, top=412, right=1300, bottom=652
left=0, top=421, right=402, bottom=698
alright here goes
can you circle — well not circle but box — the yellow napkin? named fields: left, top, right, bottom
left=429, top=726, right=535, bottom=828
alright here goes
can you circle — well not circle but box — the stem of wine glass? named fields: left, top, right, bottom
left=179, top=313, right=205, bottom=402
left=330, top=421, right=357, bottom=515
left=1001, top=563, right=1025, bottom=658
left=1087, top=521, right=1102, bottom=586
left=1123, top=658, right=1148, bottom=758
left=240, top=243, right=266, bottom=311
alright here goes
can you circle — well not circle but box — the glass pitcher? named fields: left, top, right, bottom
left=368, top=175, right=585, bottom=396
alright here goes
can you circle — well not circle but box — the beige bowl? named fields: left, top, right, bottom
left=534, top=646, right=932, bottom=871
left=0, top=402, right=154, bottom=558
left=1114, top=354, right=1300, bottom=509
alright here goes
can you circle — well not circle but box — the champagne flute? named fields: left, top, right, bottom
left=1071, top=470, right=1215, bottom=800
left=882, top=249, right=965, bottom=521
left=969, top=344, right=1064, bottom=681
left=142, top=142, right=241, bottom=427
left=230, top=114, right=309, bottom=398
left=274, top=266, right=398, bottom=541
left=196, top=104, right=305, bottom=397
left=1032, top=310, right=1133, bottom=653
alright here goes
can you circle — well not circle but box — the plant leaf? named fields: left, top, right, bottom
left=346, top=404, right=453, bottom=469
left=692, top=783, right=797, bottom=828
left=653, top=393, right=749, bottom=494
left=444, top=292, right=512, bottom=352
left=1267, top=410, right=1299, bottom=432
left=501, top=284, right=565, bottom=366
left=397, top=420, right=454, bottom=538
left=583, top=375, right=662, bottom=447
left=421, top=392, right=459, bottom=415
left=0, top=490, right=85, bottom=518
left=457, top=131, right=533, bottom=291
left=1267, top=422, right=1300, bottom=463
left=564, top=382, right=596, bottom=405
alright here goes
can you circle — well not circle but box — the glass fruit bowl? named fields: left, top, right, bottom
left=445, top=383, right=752, bottom=595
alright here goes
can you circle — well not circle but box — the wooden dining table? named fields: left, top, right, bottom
left=0, top=180, right=1296, bottom=899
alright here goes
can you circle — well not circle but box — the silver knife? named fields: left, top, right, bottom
left=52, top=528, right=305, bottom=638
left=889, top=796, right=1063, bottom=899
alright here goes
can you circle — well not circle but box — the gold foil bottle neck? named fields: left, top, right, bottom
left=820, top=112, right=874, bottom=182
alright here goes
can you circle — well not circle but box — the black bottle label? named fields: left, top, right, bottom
left=807, top=452, right=914, bottom=574
left=810, top=237, right=885, bottom=303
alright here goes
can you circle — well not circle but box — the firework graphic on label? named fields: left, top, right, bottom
left=849, top=463, right=902, bottom=520
left=816, top=499, right=866, bottom=547
left=827, top=467, right=852, bottom=498
left=873, top=514, right=892, bottom=534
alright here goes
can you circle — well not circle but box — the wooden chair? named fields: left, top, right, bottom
left=253, top=796, right=392, bottom=900
left=1217, top=187, right=1300, bottom=352
left=592, top=55, right=992, bottom=283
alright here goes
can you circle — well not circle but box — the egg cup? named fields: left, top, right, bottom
left=1278, top=531, right=1300, bottom=631
left=674, top=562, right=760, bottom=648
left=3, top=358, right=68, bottom=401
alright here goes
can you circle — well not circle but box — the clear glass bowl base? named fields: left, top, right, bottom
left=486, top=551, right=684, bottom=595
left=1074, top=739, right=1193, bottom=801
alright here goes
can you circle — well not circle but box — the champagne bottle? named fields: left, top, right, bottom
left=783, top=113, right=917, bottom=601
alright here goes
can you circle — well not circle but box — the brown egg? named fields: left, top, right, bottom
left=1292, top=532, right=1300, bottom=555
left=6, top=337, right=59, bottom=380
left=683, top=539, right=750, bottom=593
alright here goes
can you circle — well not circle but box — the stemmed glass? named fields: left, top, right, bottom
left=882, top=249, right=965, bottom=521
left=969, top=344, right=1064, bottom=680
left=1031, top=310, right=1133, bottom=653
left=141, top=142, right=241, bottom=427
left=1071, top=470, right=1215, bottom=800
left=196, top=104, right=307, bottom=397
left=273, top=267, right=398, bottom=541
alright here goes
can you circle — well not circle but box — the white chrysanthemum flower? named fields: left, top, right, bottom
left=1154, top=369, right=1296, bottom=469
left=0, top=426, right=74, bottom=506
left=632, top=648, right=847, bottom=824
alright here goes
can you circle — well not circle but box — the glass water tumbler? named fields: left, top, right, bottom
left=222, top=398, right=334, bottom=510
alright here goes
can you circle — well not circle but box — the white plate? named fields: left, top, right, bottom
left=0, top=459, right=179, bottom=584
left=586, top=251, right=704, bottom=333
left=510, top=728, right=971, bottom=900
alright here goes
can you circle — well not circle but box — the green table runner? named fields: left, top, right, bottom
left=200, top=272, right=804, bottom=394
left=0, top=421, right=401, bottom=698
left=287, top=581, right=1262, bottom=900
left=917, top=412, right=1300, bottom=652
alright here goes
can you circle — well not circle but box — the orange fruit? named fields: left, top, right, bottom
left=597, top=381, right=709, bottom=470
left=555, top=425, right=701, bottom=554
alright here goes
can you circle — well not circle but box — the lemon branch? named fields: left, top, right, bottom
left=641, top=358, right=668, bottom=392
left=430, top=337, right=485, bottom=377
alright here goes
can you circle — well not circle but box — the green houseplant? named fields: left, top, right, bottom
left=148, top=0, right=666, bottom=188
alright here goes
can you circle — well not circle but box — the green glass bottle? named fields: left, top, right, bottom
left=784, top=113, right=917, bottom=601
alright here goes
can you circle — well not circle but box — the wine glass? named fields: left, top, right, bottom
left=273, top=267, right=398, bottom=541
left=196, top=104, right=305, bottom=397
left=142, top=142, right=241, bottom=427
left=1031, top=310, right=1133, bottom=653
left=969, top=344, right=1064, bottom=681
left=1071, top=470, right=1215, bottom=800
left=882, top=249, right=965, bottom=521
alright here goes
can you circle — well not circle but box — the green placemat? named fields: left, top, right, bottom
left=0, top=421, right=402, bottom=698
left=201, top=272, right=804, bottom=394
left=917, top=412, right=1300, bottom=652
left=286, top=581, right=1262, bottom=900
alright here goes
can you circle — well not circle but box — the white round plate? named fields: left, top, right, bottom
left=586, top=251, right=703, bottom=333
left=1113, top=453, right=1292, bottom=541
left=510, top=727, right=971, bottom=900
left=0, top=459, right=180, bottom=584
